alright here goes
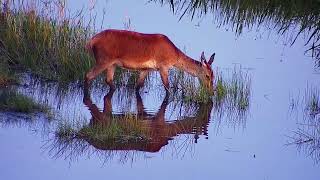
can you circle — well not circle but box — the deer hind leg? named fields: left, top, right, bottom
left=105, top=65, right=116, bottom=90
left=159, top=68, right=170, bottom=92
left=136, top=70, right=149, bottom=90
left=85, top=63, right=107, bottom=85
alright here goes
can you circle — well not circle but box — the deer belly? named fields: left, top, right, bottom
left=141, top=60, right=158, bottom=69
left=119, top=59, right=158, bottom=70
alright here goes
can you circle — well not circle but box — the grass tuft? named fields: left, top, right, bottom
left=0, top=90, right=48, bottom=113
left=55, top=114, right=150, bottom=144
left=169, top=67, right=251, bottom=110
left=304, top=85, right=320, bottom=118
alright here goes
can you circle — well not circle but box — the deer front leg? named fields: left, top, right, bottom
left=105, top=66, right=116, bottom=90
left=136, top=70, right=149, bottom=90
left=159, top=68, right=170, bottom=93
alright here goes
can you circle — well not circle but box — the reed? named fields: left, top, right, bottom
left=304, top=85, right=320, bottom=117
left=0, top=0, right=147, bottom=87
left=0, top=0, right=94, bottom=83
left=153, top=0, right=320, bottom=66
left=287, top=84, right=320, bottom=163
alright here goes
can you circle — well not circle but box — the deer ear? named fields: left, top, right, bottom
left=208, top=53, right=215, bottom=65
left=200, top=51, right=206, bottom=64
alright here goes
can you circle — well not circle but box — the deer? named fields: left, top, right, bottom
left=84, top=29, right=215, bottom=93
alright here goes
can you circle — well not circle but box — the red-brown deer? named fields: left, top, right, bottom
left=85, top=29, right=215, bottom=92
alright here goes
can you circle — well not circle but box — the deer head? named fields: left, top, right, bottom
left=200, top=52, right=215, bottom=92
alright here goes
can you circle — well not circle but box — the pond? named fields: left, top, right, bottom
left=0, top=0, right=319, bottom=180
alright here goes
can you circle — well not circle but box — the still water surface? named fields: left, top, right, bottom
left=0, top=0, right=319, bottom=179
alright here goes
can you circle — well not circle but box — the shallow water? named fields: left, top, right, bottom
left=1, top=0, right=320, bottom=180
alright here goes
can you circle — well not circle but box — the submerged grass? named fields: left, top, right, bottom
left=170, top=69, right=212, bottom=104
left=304, top=85, right=320, bottom=117
left=288, top=84, right=320, bottom=163
left=0, top=90, right=48, bottom=113
left=170, top=66, right=251, bottom=111
left=213, top=67, right=251, bottom=127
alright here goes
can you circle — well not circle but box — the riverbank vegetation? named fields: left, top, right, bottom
left=0, top=89, right=48, bottom=113
left=153, top=0, right=320, bottom=66
left=288, top=84, right=320, bottom=163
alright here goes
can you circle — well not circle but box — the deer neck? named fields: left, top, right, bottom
left=174, top=53, right=203, bottom=78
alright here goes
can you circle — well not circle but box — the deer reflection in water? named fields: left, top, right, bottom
left=82, top=89, right=213, bottom=153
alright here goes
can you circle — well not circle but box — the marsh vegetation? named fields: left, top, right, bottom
left=0, top=89, right=48, bottom=113
left=153, top=0, right=320, bottom=66
left=0, top=0, right=142, bottom=85
left=288, top=85, right=320, bottom=163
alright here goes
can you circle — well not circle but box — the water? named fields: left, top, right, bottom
left=0, top=0, right=320, bottom=179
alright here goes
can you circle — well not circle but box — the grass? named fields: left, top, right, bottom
left=0, top=69, right=16, bottom=87
left=288, top=84, right=320, bottom=120
left=0, top=59, right=17, bottom=87
left=305, top=85, right=320, bottom=117
left=0, top=90, right=48, bottom=113
left=55, top=114, right=150, bottom=144
left=169, top=69, right=213, bottom=104
left=0, top=0, right=94, bottom=83
left=0, top=0, right=145, bottom=87
left=212, top=67, right=251, bottom=128
left=153, top=0, right=320, bottom=66
left=169, top=67, right=251, bottom=111
left=287, top=119, right=320, bottom=163
left=287, top=84, right=320, bottom=163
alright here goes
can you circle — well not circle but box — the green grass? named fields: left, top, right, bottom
left=169, top=67, right=251, bottom=111
left=55, top=114, right=150, bottom=144
left=0, top=0, right=147, bottom=87
left=0, top=0, right=93, bottom=83
left=0, top=90, right=48, bottom=113
left=153, top=0, right=320, bottom=66
left=0, top=0, right=93, bottom=81
left=169, top=69, right=213, bottom=104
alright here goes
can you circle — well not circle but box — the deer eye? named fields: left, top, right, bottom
left=206, top=75, right=210, bottom=79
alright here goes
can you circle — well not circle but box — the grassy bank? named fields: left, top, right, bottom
left=0, top=0, right=142, bottom=85
left=0, top=89, right=48, bottom=113
left=0, top=0, right=94, bottom=82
